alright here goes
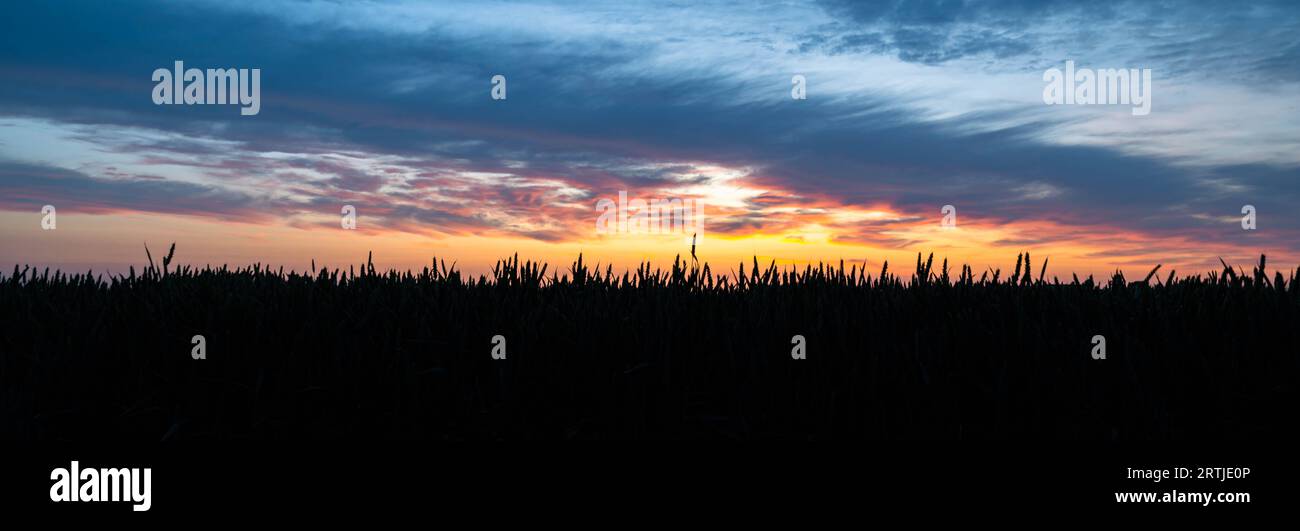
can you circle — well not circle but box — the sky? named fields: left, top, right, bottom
left=2, top=0, right=1298, bottom=278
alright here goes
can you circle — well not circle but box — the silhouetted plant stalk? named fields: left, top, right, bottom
left=5, top=245, right=1298, bottom=440
left=6, top=248, right=1297, bottom=293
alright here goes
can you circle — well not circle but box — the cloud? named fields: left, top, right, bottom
left=0, top=0, right=1297, bottom=264
left=0, top=161, right=272, bottom=222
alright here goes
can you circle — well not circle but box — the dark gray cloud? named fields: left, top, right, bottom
left=811, top=0, right=1300, bottom=82
left=0, top=161, right=270, bottom=221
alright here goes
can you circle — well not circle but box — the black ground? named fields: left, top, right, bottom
left=4, top=251, right=1297, bottom=440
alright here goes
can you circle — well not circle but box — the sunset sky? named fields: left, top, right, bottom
left=2, top=0, right=1298, bottom=278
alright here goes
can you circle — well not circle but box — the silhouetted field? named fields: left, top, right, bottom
left=3, top=249, right=1298, bottom=440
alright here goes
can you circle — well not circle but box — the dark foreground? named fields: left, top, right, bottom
left=3, top=252, right=1298, bottom=440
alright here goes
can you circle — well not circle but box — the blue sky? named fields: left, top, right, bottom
left=1, top=0, right=1298, bottom=274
